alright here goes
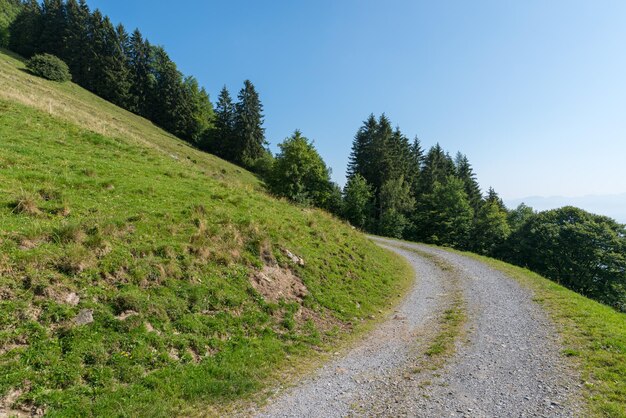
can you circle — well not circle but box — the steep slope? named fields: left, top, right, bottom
left=0, top=49, right=412, bottom=416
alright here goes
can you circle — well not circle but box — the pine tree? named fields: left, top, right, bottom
left=485, top=187, right=506, bottom=210
left=89, top=15, right=131, bottom=107
left=234, top=80, right=266, bottom=166
left=205, top=86, right=236, bottom=158
left=419, top=144, right=455, bottom=195
left=39, top=0, right=66, bottom=56
left=414, top=176, right=474, bottom=248
left=179, top=76, right=214, bottom=144
left=407, top=137, right=424, bottom=197
left=63, top=0, right=90, bottom=84
left=347, top=114, right=378, bottom=178
left=150, top=46, right=185, bottom=135
left=8, top=0, right=42, bottom=57
left=127, top=29, right=154, bottom=117
left=454, top=152, right=482, bottom=212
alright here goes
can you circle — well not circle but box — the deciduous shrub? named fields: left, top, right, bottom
left=26, top=53, right=71, bottom=82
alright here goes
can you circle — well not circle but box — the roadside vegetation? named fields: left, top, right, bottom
left=0, top=50, right=413, bottom=416
left=457, top=251, right=626, bottom=418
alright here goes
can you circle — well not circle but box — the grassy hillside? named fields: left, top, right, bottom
left=0, top=49, right=413, bottom=416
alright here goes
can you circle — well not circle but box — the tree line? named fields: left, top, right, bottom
left=268, top=114, right=626, bottom=312
left=8, top=0, right=270, bottom=170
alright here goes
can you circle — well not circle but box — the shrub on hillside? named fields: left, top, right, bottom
left=26, top=53, right=71, bottom=82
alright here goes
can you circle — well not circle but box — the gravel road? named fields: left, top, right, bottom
left=253, top=238, right=582, bottom=418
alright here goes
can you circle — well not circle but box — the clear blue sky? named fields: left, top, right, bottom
left=88, top=0, right=626, bottom=200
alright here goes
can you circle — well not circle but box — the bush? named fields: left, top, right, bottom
left=26, top=53, right=72, bottom=82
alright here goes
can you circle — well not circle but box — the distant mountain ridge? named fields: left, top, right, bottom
left=505, top=192, right=626, bottom=224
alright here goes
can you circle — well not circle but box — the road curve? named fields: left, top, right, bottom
left=253, top=238, right=582, bottom=417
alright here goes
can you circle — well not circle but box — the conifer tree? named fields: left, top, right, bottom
left=485, top=187, right=506, bottom=210
left=39, top=0, right=66, bottom=55
left=8, top=0, right=42, bottom=57
left=419, top=144, right=455, bottom=195
left=407, top=137, right=424, bottom=197
left=90, top=14, right=131, bottom=107
left=347, top=114, right=378, bottom=182
left=414, top=176, right=474, bottom=247
left=454, top=152, right=482, bottom=212
left=63, top=0, right=90, bottom=84
left=205, top=86, right=236, bottom=158
left=127, top=29, right=154, bottom=117
left=234, top=80, right=266, bottom=166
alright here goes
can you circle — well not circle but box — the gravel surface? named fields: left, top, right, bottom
left=253, top=238, right=582, bottom=418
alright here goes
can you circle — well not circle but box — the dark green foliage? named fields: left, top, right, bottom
left=62, top=0, right=90, bottom=84
left=268, top=130, right=333, bottom=208
left=414, top=176, right=474, bottom=247
left=127, top=28, right=154, bottom=117
left=8, top=0, right=40, bottom=57
left=454, top=152, right=482, bottom=212
left=378, top=176, right=415, bottom=238
left=39, top=0, right=66, bottom=54
left=506, top=203, right=535, bottom=233
left=26, top=53, right=71, bottom=82
left=470, top=200, right=511, bottom=255
left=0, top=0, right=22, bottom=47
left=342, top=174, right=373, bottom=230
left=502, top=207, right=626, bottom=310
left=204, top=86, right=236, bottom=158
left=234, top=80, right=267, bottom=167
left=418, top=144, right=455, bottom=195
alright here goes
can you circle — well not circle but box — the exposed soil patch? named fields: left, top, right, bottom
left=251, top=265, right=308, bottom=303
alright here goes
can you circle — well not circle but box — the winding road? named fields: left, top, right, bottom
left=254, top=238, right=582, bottom=417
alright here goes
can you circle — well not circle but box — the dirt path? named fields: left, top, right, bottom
left=253, top=238, right=582, bottom=417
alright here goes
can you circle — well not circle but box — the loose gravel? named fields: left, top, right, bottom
left=252, top=238, right=582, bottom=418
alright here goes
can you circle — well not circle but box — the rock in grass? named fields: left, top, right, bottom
left=74, top=309, right=94, bottom=325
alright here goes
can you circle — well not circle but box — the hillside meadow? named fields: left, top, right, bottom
left=0, top=49, right=413, bottom=416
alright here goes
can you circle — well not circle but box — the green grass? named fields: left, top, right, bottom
left=451, top=250, right=626, bottom=418
left=0, top=49, right=414, bottom=416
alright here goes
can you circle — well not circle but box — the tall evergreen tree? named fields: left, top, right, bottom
left=204, top=86, right=236, bottom=158
left=347, top=114, right=378, bottom=182
left=39, top=0, right=66, bottom=55
left=407, top=137, right=424, bottom=197
left=414, top=176, right=474, bottom=247
left=419, top=144, right=455, bottom=195
left=63, top=0, right=90, bottom=84
left=127, top=29, right=153, bottom=117
left=234, top=80, right=266, bottom=166
left=454, top=152, right=482, bottom=212
left=485, top=186, right=506, bottom=210
left=179, top=76, right=214, bottom=144
left=150, top=46, right=185, bottom=135
left=8, top=0, right=42, bottom=57
left=90, top=14, right=131, bottom=107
